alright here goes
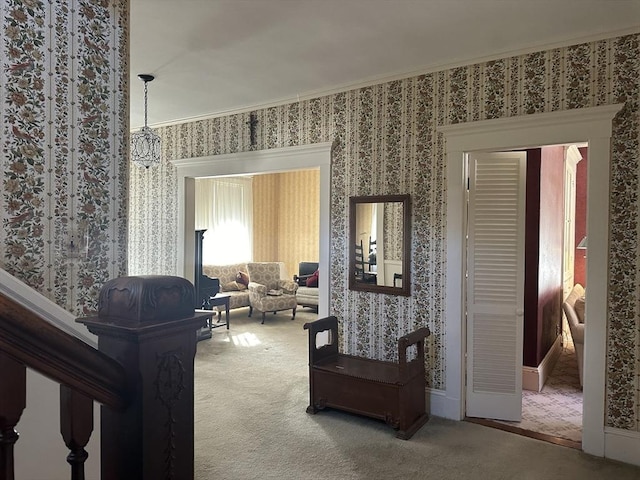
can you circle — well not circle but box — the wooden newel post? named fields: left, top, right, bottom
left=78, top=276, right=209, bottom=480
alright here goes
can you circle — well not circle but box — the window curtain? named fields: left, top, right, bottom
left=195, top=177, right=253, bottom=265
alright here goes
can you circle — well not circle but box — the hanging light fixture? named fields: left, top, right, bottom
left=131, top=74, right=161, bottom=168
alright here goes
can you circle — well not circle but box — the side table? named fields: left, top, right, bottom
left=209, top=293, right=230, bottom=330
left=194, top=293, right=230, bottom=342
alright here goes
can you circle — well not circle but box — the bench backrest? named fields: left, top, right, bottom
left=303, top=316, right=339, bottom=364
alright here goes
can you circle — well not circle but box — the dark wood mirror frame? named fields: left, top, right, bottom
left=348, top=194, right=411, bottom=296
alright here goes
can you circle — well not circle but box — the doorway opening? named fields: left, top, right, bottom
left=171, top=142, right=333, bottom=319
left=438, top=103, right=622, bottom=457
left=464, top=144, right=587, bottom=449
left=194, top=169, right=320, bottom=286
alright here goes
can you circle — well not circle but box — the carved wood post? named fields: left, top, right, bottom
left=78, top=276, right=208, bottom=480
left=0, top=353, right=26, bottom=480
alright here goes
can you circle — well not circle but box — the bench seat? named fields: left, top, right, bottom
left=304, top=316, right=430, bottom=439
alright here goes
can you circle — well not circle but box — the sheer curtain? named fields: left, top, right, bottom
left=195, top=177, right=253, bottom=265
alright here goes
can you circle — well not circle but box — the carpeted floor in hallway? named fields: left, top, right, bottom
left=488, top=335, right=583, bottom=446
left=193, top=307, right=640, bottom=480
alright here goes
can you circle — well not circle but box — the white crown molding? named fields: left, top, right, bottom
left=142, top=26, right=640, bottom=130
left=565, top=144, right=584, bottom=167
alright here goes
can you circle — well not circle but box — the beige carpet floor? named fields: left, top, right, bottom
left=193, top=308, right=639, bottom=480
left=492, top=337, right=583, bottom=443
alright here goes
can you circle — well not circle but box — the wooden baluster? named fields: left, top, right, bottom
left=60, top=386, right=93, bottom=480
left=0, top=353, right=26, bottom=480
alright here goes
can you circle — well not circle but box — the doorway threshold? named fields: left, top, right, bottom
left=464, top=417, right=582, bottom=450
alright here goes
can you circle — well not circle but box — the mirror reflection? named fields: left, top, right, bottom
left=349, top=195, right=410, bottom=296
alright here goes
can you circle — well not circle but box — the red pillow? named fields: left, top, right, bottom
left=236, top=271, right=249, bottom=286
left=306, top=270, right=319, bottom=287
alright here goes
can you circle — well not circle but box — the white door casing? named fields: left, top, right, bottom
left=171, top=142, right=333, bottom=318
left=466, top=152, right=526, bottom=421
left=562, top=145, right=583, bottom=301
left=438, top=104, right=623, bottom=459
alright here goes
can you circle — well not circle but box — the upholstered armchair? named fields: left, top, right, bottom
left=246, top=262, right=298, bottom=324
left=562, top=283, right=585, bottom=387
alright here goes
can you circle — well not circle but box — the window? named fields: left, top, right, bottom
left=195, top=177, right=253, bottom=265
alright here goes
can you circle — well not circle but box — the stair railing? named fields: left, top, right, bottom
left=0, top=275, right=208, bottom=480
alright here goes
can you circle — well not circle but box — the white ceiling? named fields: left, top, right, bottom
left=130, top=0, right=640, bottom=128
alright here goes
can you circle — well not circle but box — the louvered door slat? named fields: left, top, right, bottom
left=466, top=152, right=526, bottom=421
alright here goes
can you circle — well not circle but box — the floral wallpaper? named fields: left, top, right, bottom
left=128, top=33, right=640, bottom=431
left=0, top=0, right=129, bottom=315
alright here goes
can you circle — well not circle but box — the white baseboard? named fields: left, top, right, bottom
left=429, top=389, right=640, bottom=468
left=522, top=335, right=562, bottom=392
left=428, top=388, right=462, bottom=420
left=604, top=427, right=640, bottom=467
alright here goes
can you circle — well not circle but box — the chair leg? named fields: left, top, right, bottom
left=261, top=312, right=266, bottom=324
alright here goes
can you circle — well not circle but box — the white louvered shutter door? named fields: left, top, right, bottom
left=466, top=151, right=526, bottom=421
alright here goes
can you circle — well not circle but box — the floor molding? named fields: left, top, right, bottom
left=465, top=417, right=581, bottom=450
left=523, top=335, right=563, bottom=392
left=604, top=427, right=640, bottom=467
left=474, top=342, right=583, bottom=445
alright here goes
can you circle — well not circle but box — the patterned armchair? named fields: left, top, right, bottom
left=246, top=262, right=298, bottom=324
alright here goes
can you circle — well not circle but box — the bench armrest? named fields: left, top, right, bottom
left=303, top=315, right=337, bottom=335
left=398, top=327, right=431, bottom=353
left=398, top=326, right=431, bottom=379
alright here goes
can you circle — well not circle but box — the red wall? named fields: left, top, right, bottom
left=538, top=146, right=565, bottom=361
left=523, top=147, right=565, bottom=367
left=524, top=149, right=541, bottom=367
left=574, top=147, right=588, bottom=286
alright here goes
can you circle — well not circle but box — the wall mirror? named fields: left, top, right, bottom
left=349, top=194, right=410, bottom=296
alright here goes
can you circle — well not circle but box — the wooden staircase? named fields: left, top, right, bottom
left=0, top=275, right=209, bottom=480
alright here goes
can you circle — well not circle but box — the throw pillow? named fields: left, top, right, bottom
left=574, top=296, right=586, bottom=323
left=236, top=271, right=249, bottom=287
left=306, top=269, right=319, bottom=287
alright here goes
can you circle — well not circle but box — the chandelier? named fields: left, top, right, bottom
left=131, top=74, right=161, bottom=168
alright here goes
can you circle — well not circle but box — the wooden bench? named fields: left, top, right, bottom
left=303, top=316, right=430, bottom=439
